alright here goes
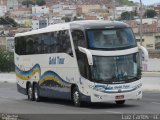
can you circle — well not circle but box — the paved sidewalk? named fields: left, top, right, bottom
left=143, top=72, right=160, bottom=77
left=0, top=73, right=16, bottom=83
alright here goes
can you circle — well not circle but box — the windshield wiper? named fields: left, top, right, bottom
left=123, top=75, right=138, bottom=80
left=111, top=76, right=118, bottom=81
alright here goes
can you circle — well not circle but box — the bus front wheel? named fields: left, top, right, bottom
left=116, top=100, right=125, bottom=105
left=72, top=87, right=81, bottom=107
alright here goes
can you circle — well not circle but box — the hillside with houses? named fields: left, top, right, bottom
left=0, top=0, right=160, bottom=55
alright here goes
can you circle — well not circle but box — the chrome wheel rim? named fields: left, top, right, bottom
left=73, top=91, right=79, bottom=104
left=28, top=87, right=32, bottom=100
left=34, top=87, right=38, bottom=100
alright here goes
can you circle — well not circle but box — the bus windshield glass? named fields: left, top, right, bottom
left=90, top=53, right=140, bottom=83
left=87, top=28, right=136, bottom=49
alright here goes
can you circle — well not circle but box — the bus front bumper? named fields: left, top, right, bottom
left=90, top=87, right=142, bottom=103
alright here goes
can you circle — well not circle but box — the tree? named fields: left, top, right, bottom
left=0, top=48, right=14, bottom=72
left=144, top=9, right=157, bottom=18
left=121, top=11, right=134, bottom=20
left=62, top=17, right=71, bottom=22
left=36, top=0, right=46, bottom=6
left=119, top=0, right=136, bottom=6
left=22, top=0, right=34, bottom=7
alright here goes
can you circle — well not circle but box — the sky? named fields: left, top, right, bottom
left=130, top=0, right=160, bottom=5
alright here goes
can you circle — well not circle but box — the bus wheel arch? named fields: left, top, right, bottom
left=71, top=84, right=81, bottom=107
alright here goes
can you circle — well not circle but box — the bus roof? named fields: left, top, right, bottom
left=15, top=20, right=129, bottom=37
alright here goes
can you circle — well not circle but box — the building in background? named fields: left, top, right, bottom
left=126, top=18, right=160, bottom=50
left=81, top=5, right=101, bottom=14
left=0, top=0, right=7, bottom=6
left=115, top=6, right=135, bottom=18
left=6, top=37, right=14, bottom=52
left=32, top=18, right=48, bottom=30
left=0, top=5, right=6, bottom=17
left=32, top=5, right=49, bottom=15
left=7, top=0, right=18, bottom=11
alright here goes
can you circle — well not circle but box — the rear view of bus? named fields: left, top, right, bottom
left=70, top=21, right=148, bottom=106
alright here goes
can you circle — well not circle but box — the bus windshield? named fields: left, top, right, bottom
left=87, top=28, right=136, bottom=49
left=90, top=53, right=141, bottom=83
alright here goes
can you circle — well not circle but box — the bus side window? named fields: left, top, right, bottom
left=72, top=30, right=89, bottom=79
left=26, top=36, right=34, bottom=54
left=72, top=30, right=86, bottom=50
left=62, top=30, right=72, bottom=55
left=41, top=33, right=50, bottom=54
left=56, top=30, right=73, bottom=56
left=17, top=37, right=26, bottom=55
left=77, top=52, right=90, bottom=79
left=50, top=32, right=58, bottom=53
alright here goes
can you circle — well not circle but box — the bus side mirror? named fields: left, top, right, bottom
left=138, top=45, right=149, bottom=62
left=78, top=47, right=93, bottom=65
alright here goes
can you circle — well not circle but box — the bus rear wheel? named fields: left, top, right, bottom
left=116, top=100, right=125, bottom=105
left=72, top=87, right=81, bottom=107
left=27, top=84, right=34, bottom=101
left=33, top=84, right=41, bottom=102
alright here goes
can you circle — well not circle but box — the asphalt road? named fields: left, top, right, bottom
left=0, top=82, right=160, bottom=120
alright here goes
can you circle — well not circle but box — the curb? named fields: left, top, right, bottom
left=142, top=72, right=160, bottom=77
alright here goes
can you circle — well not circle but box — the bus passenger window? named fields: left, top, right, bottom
left=26, top=36, right=34, bottom=54
left=62, top=30, right=72, bottom=55
left=41, top=33, right=51, bottom=54
left=15, top=37, right=26, bottom=55
left=72, top=30, right=86, bottom=50
left=56, top=30, right=73, bottom=56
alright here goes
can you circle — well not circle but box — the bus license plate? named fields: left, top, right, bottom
left=115, top=95, right=124, bottom=100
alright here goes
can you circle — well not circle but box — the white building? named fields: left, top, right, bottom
left=52, top=4, right=63, bottom=13
left=7, top=0, right=18, bottom=11
left=32, top=5, right=49, bottom=15
left=32, top=18, right=48, bottom=30
left=52, top=4, right=76, bottom=17
left=116, top=6, right=135, bottom=17
left=6, top=37, right=14, bottom=52
left=32, top=20, right=40, bottom=30
left=0, top=5, right=6, bottom=17
left=48, top=17, right=65, bottom=25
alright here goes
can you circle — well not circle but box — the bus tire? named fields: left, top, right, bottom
left=27, top=83, right=34, bottom=101
left=72, top=87, right=81, bottom=107
left=116, top=100, right=125, bottom=105
left=33, top=83, right=41, bottom=102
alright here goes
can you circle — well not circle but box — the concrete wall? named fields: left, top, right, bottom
left=0, top=37, right=6, bottom=49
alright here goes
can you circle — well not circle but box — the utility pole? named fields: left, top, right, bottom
left=139, top=0, right=143, bottom=45
left=113, top=0, right=116, bottom=21
left=27, top=0, right=29, bottom=8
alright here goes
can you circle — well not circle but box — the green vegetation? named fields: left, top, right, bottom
left=62, top=16, right=71, bottom=22
left=119, top=0, right=136, bottom=6
left=22, top=0, right=46, bottom=6
left=0, top=48, right=14, bottom=72
left=0, top=16, right=18, bottom=27
left=120, top=11, right=135, bottom=20
left=144, top=9, right=157, bottom=18
left=22, top=0, right=34, bottom=7
left=36, top=0, right=46, bottom=6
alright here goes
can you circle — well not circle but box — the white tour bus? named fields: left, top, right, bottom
left=14, top=20, right=148, bottom=106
